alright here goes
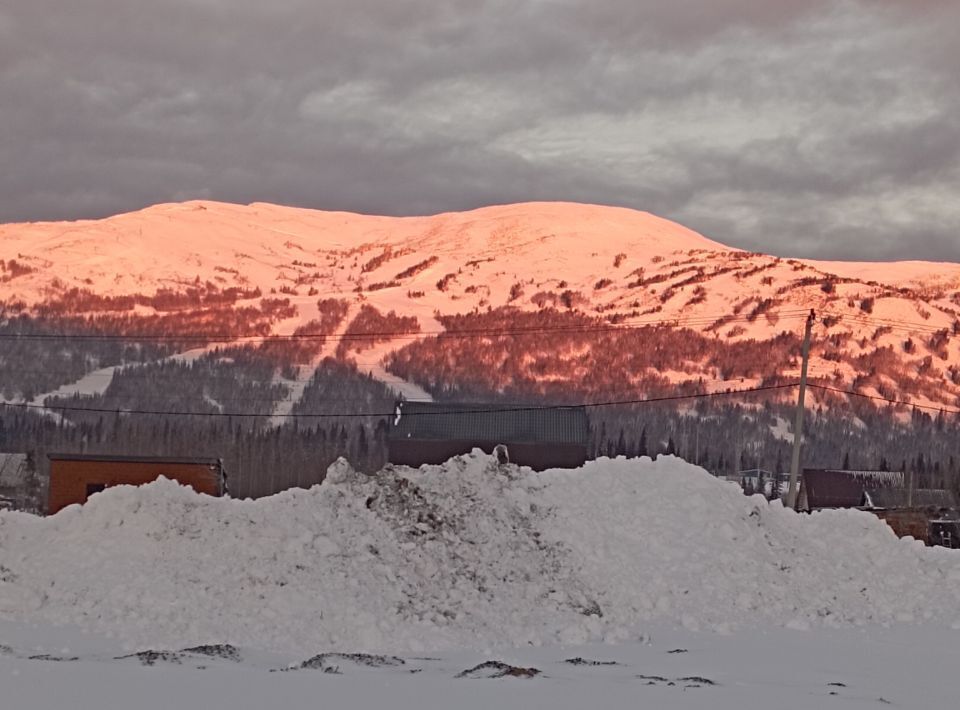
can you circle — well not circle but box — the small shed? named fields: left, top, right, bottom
left=47, top=454, right=226, bottom=515
left=930, top=516, right=960, bottom=549
left=388, top=401, right=589, bottom=471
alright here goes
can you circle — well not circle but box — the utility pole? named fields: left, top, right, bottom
left=786, top=310, right=816, bottom=510
left=695, top=424, right=700, bottom=467
left=907, top=467, right=914, bottom=509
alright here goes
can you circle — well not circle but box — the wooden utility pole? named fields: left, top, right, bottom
left=786, top=310, right=816, bottom=510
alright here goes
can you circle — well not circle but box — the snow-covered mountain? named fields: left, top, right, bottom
left=3, top=200, right=960, bottom=411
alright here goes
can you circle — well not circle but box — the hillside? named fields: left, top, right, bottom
left=2, top=200, right=960, bottom=498
left=3, top=200, right=960, bottom=409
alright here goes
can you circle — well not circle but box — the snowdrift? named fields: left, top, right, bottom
left=1, top=454, right=959, bottom=654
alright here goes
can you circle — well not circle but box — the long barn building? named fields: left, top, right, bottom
left=387, top=401, right=589, bottom=471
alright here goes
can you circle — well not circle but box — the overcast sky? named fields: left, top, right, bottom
left=2, top=1, right=958, bottom=261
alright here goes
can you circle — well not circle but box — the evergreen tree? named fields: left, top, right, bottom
left=637, top=427, right=648, bottom=458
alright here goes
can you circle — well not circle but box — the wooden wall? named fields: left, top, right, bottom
left=869, top=509, right=932, bottom=544
left=48, top=459, right=222, bottom=514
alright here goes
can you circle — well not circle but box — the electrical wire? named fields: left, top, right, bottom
left=0, top=383, right=800, bottom=419
left=806, top=383, right=960, bottom=416
left=838, top=314, right=954, bottom=336
left=4, top=306, right=960, bottom=421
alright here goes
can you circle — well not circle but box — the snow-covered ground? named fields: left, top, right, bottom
left=2, top=453, right=959, bottom=707
left=2, top=618, right=956, bottom=709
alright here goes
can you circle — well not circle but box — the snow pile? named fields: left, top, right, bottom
left=1, top=453, right=959, bottom=654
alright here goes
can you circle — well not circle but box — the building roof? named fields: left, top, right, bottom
left=48, top=453, right=223, bottom=467
left=0, top=453, right=30, bottom=488
left=388, top=401, right=589, bottom=446
left=801, top=469, right=904, bottom=509
left=862, top=488, right=959, bottom=510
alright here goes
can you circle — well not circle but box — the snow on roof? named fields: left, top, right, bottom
left=801, top=469, right=905, bottom=509
left=862, top=488, right=958, bottom=510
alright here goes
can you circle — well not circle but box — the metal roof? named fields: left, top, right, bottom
left=801, top=469, right=904, bottom=509
left=863, top=488, right=958, bottom=510
left=388, top=401, right=589, bottom=446
left=48, top=453, right=223, bottom=467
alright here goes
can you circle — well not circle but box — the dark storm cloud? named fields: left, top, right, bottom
left=1, top=0, right=958, bottom=261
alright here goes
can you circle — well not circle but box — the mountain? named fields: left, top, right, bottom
left=3, top=200, right=960, bottom=406
left=2, top=200, right=960, bottom=499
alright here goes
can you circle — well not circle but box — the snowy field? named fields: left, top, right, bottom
left=2, top=453, right=959, bottom=707
left=2, top=619, right=957, bottom=709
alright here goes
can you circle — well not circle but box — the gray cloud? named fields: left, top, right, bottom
left=1, top=0, right=958, bottom=262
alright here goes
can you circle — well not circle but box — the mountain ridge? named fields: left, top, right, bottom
left=3, top=200, right=957, bottom=300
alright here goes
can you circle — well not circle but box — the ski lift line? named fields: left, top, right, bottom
left=839, top=318, right=944, bottom=335
left=805, top=383, right=960, bottom=416
left=36, top=396, right=397, bottom=404
left=10, top=382, right=958, bottom=420
left=839, top=314, right=954, bottom=334
left=0, top=383, right=801, bottom=419
left=0, top=310, right=813, bottom=342
left=23, top=377, right=767, bottom=406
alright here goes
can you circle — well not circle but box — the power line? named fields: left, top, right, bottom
left=839, top=314, right=954, bottom=336
left=806, top=383, right=960, bottom=416
left=20, top=377, right=784, bottom=409
left=0, top=383, right=800, bottom=420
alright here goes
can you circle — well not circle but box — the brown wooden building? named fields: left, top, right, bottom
left=388, top=401, right=589, bottom=471
left=862, top=488, right=959, bottom=547
left=797, top=468, right=959, bottom=547
left=47, top=454, right=226, bottom=515
left=797, top=468, right=904, bottom=511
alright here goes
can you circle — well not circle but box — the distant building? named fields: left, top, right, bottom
left=728, top=469, right=789, bottom=499
left=797, top=468, right=904, bottom=511
left=387, top=401, right=589, bottom=471
left=861, top=488, right=958, bottom=510
left=47, top=454, right=226, bottom=515
left=735, top=468, right=770, bottom=491
left=0, top=453, right=30, bottom=492
left=797, top=468, right=959, bottom=548
left=0, top=452, right=40, bottom=513
left=861, top=487, right=959, bottom=548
